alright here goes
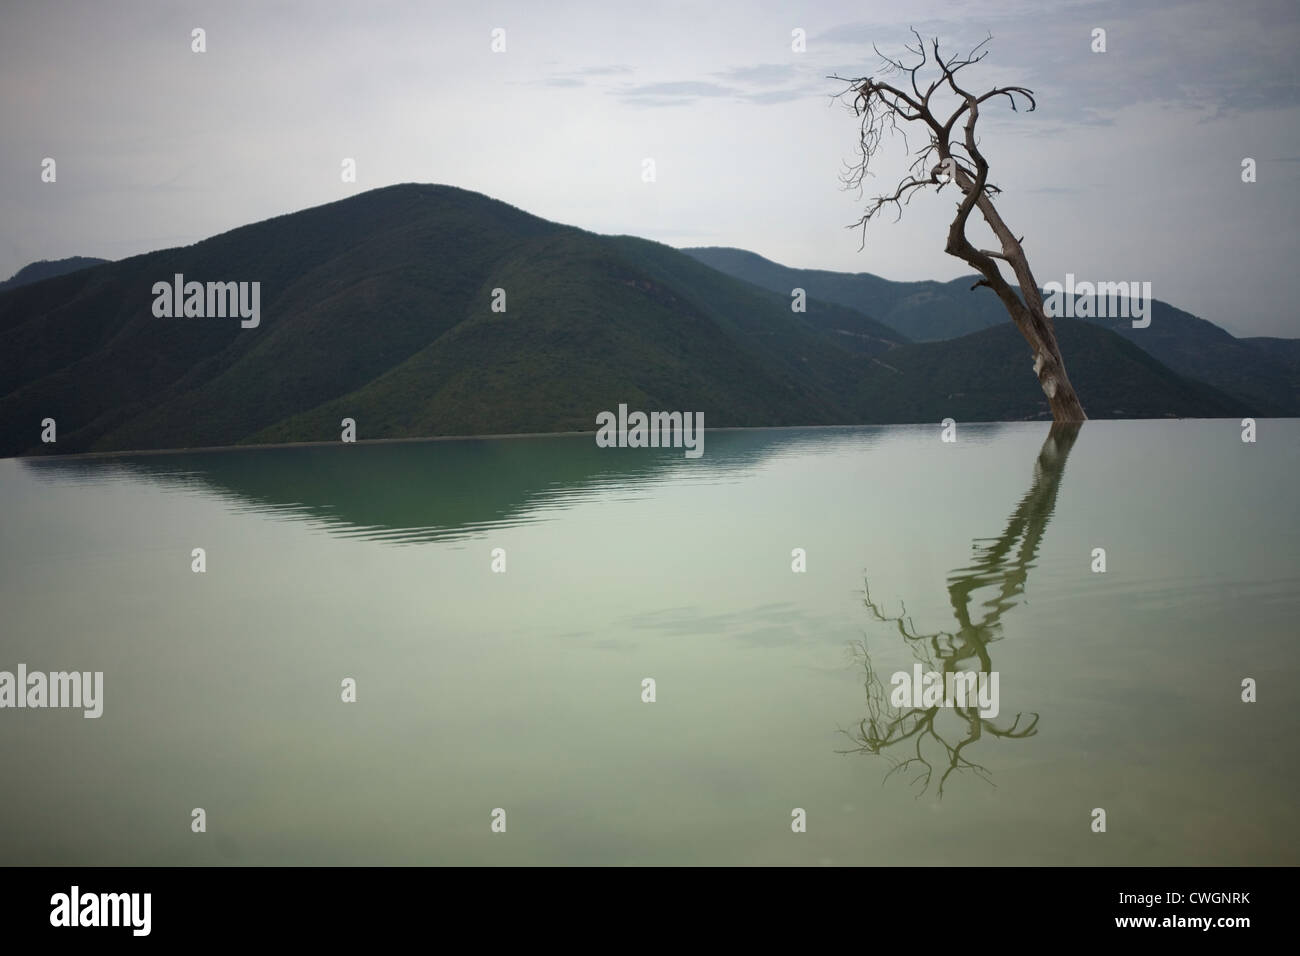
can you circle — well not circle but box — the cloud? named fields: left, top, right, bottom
left=711, top=63, right=800, bottom=86
left=529, top=64, right=634, bottom=89
left=613, top=79, right=740, bottom=107
left=815, top=0, right=1300, bottom=120
left=575, top=65, right=634, bottom=76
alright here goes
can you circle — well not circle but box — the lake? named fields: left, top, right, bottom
left=1, top=419, right=1297, bottom=865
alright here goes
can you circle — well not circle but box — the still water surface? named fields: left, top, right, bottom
left=1, top=420, right=1296, bottom=864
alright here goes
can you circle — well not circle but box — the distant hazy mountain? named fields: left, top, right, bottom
left=1100, top=301, right=1298, bottom=416
left=683, top=246, right=1299, bottom=415
left=853, top=318, right=1241, bottom=423
left=683, top=246, right=1008, bottom=341
left=0, top=256, right=109, bottom=293
left=0, top=185, right=1247, bottom=457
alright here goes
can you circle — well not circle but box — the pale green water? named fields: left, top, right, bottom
left=0, top=420, right=1296, bottom=865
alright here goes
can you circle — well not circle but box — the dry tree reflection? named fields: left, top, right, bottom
left=840, top=423, right=1081, bottom=796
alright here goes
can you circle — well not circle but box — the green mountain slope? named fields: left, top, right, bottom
left=0, top=185, right=1249, bottom=457
left=1109, top=304, right=1298, bottom=416
left=0, top=184, right=907, bottom=456
left=683, top=245, right=1299, bottom=414
left=854, top=318, right=1244, bottom=423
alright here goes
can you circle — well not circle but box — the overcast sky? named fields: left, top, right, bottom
left=2, top=0, right=1297, bottom=336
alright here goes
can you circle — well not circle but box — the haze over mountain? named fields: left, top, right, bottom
left=0, top=256, right=109, bottom=293
left=0, top=184, right=1251, bottom=458
left=684, top=246, right=1300, bottom=417
left=684, top=246, right=1009, bottom=343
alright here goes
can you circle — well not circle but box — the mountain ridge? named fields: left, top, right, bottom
left=0, top=184, right=1257, bottom=457
left=0, top=256, right=110, bottom=293
left=682, top=245, right=1298, bottom=416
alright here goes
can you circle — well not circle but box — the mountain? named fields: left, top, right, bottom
left=0, top=185, right=1245, bottom=458
left=0, top=256, right=110, bottom=293
left=0, top=184, right=907, bottom=457
left=1243, top=337, right=1300, bottom=383
left=1091, top=301, right=1298, bottom=416
left=682, top=246, right=1299, bottom=415
left=682, top=246, right=1008, bottom=341
left=852, top=318, right=1242, bottom=423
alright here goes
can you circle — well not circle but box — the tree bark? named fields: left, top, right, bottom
left=946, top=167, right=1087, bottom=422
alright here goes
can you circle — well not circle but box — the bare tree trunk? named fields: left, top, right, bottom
left=947, top=168, right=1087, bottom=422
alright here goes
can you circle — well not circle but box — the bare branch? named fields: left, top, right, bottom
left=831, top=31, right=1087, bottom=422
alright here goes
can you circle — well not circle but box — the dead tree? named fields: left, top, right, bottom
left=832, top=33, right=1087, bottom=423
